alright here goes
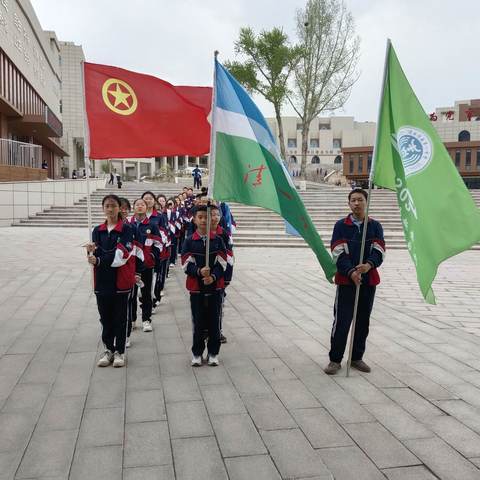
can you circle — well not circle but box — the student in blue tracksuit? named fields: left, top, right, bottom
left=324, top=188, right=385, bottom=375
left=210, top=205, right=234, bottom=344
left=86, top=194, right=136, bottom=368
left=181, top=205, right=227, bottom=367
left=128, top=198, right=163, bottom=333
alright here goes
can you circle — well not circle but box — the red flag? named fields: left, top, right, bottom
left=84, top=62, right=212, bottom=159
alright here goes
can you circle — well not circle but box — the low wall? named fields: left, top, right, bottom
left=0, top=165, right=48, bottom=182
left=0, top=177, right=106, bottom=226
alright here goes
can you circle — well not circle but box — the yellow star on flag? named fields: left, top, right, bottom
left=108, top=84, right=131, bottom=108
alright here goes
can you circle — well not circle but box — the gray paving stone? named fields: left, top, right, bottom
left=364, top=402, right=433, bottom=440
left=162, top=374, right=202, bottom=403
left=16, top=429, right=77, bottom=479
left=202, top=383, right=246, bottom=415
left=167, top=400, right=213, bottom=438
left=37, top=395, right=85, bottom=431
left=123, top=465, right=175, bottom=480
left=78, top=407, right=124, bottom=447
left=344, top=422, right=420, bottom=468
left=2, top=382, right=50, bottom=415
left=292, top=407, right=353, bottom=448
left=193, top=364, right=231, bottom=385
left=50, top=352, right=96, bottom=397
left=335, top=376, right=391, bottom=404
left=127, top=365, right=162, bottom=391
left=86, top=374, right=126, bottom=409
left=159, top=353, right=195, bottom=377
left=69, top=445, right=122, bottom=480
left=124, top=421, right=172, bottom=468
left=405, top=437, right=480, bottom=480
left=242, top=394, right=296, bottom=431
left=383, top=388, right=445, bottom=419
left=270, top=379, right=321, bottom=409
left=401, top=374, right=458, bottom=400
left=0, top=411, right=37, bottom=453
left=126, top=389, right=166, bottom=423
left=302, top=374, right=374, bottom=424
left=261, top=428, right=331, bottom=479
left=253, top=357, right=297, bottom=382
left=318, top=445, right=386, bottom=480
left=383, top=465, right=440, bottom=480
left=423, top=415, right=480, bottom=458
left=172, top=436, right=228, bottom=480
left=0, top=450, right=22, bottom=480
left=227, top=365, right=272, bottom=396
left=211, top=413, right=267, bottom=457
left=225, top=455, right=282, bottom=480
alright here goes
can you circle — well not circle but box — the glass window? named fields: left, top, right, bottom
left=358, top=157, right=363, bottom=173
left=333, top=138, right=342, bottom=149
left=349, top=159, right=354, bottom=173
left=367, top=153, right=372, bottom=172
left=310, top=139, right=319, bottom=148
left=455, top=151, right=461, bottom=167
left=466, top=150, right=471, bottom=170
left=287, top=138, right=297, bottom=148
left=476, top=150, right=480, bottom=168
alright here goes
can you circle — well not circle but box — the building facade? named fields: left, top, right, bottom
left=0, top=0, right=67, bottom=181
left=342, top=99, right=480, bottom=189
left=266, top=115, right=376, bottom=171
left=58, top=40, right=84, bottom=178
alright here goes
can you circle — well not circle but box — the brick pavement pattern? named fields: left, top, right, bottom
left=0, top=227, right=480, bottom=479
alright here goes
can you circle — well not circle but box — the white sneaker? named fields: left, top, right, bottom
left=191, top=355, right=202, bottom=367
left=207, top=355, right=219, bottom=366
left=143, top=321, right=153, bottom=332
left=113, top=352, right=125, bottom=368
left=126, top=337, right=131, bottom=348
left=160, top=291, right=165, bottom=297
left=97, top=350, right=113, bottom=367
left=131, top=321, right=137, bottom=330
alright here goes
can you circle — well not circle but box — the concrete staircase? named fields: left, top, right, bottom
left=12, top=182, right=480, bottom=250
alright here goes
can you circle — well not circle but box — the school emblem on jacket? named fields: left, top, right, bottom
left=146, top=229, right=151, bottom=234
left=394, top=126, right=433, bottom=177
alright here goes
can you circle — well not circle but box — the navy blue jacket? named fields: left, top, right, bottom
left=331, top=215, right=385, bottom=286
left=91, top=220, right=135, bottom=295
left=181, top=231, right=227, bottom=293
left=215, top=225, right=233, bottom=285
left=127, top=216, right=163, bottom=270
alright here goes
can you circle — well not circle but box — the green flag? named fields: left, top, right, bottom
left=373, top=41, right=480, bottom=303
left=209, top=59, right=336, bottom=280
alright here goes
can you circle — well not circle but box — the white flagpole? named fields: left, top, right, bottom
left=80, top=61, right=93, bottom=241
left=205, top=50, right=219, bottom=262
left=346, top=39, right=391, bottom=377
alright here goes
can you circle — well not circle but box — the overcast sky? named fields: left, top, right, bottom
left=31, top=0, right=479, bottom=122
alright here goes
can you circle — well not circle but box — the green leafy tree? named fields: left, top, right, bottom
left=225, top=27, right=302, bottom=161
left=290, top=0, right=360, bottom=177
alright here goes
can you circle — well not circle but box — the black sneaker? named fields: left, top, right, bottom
left=220, top=334, right=227, bottom=344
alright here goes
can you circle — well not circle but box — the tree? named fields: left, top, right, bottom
left=290, top=0, right=360, bottom=177
left=225, top=27, right=302, bottom=161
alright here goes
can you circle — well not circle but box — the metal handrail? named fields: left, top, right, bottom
left=0, top=138, right=42, bottom=169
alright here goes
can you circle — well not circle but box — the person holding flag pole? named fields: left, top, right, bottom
left=330, top=38, right=480, bottom=377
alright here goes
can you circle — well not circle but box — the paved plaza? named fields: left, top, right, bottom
left=1, top=227, right=480, bottom=479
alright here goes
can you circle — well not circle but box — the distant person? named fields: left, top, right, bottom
left=82, top=168, right=86, bottom=179
left=116, top=173, right=122, bottom=189
left=192, top=166, right=202, bottom=189
left=108, top=172, right=114, bottom=184
left=324, top=188, right=385, bottom=375
left=72, top=169, right=77, bottom=180
left=41, top=160, right=48, bottom=170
